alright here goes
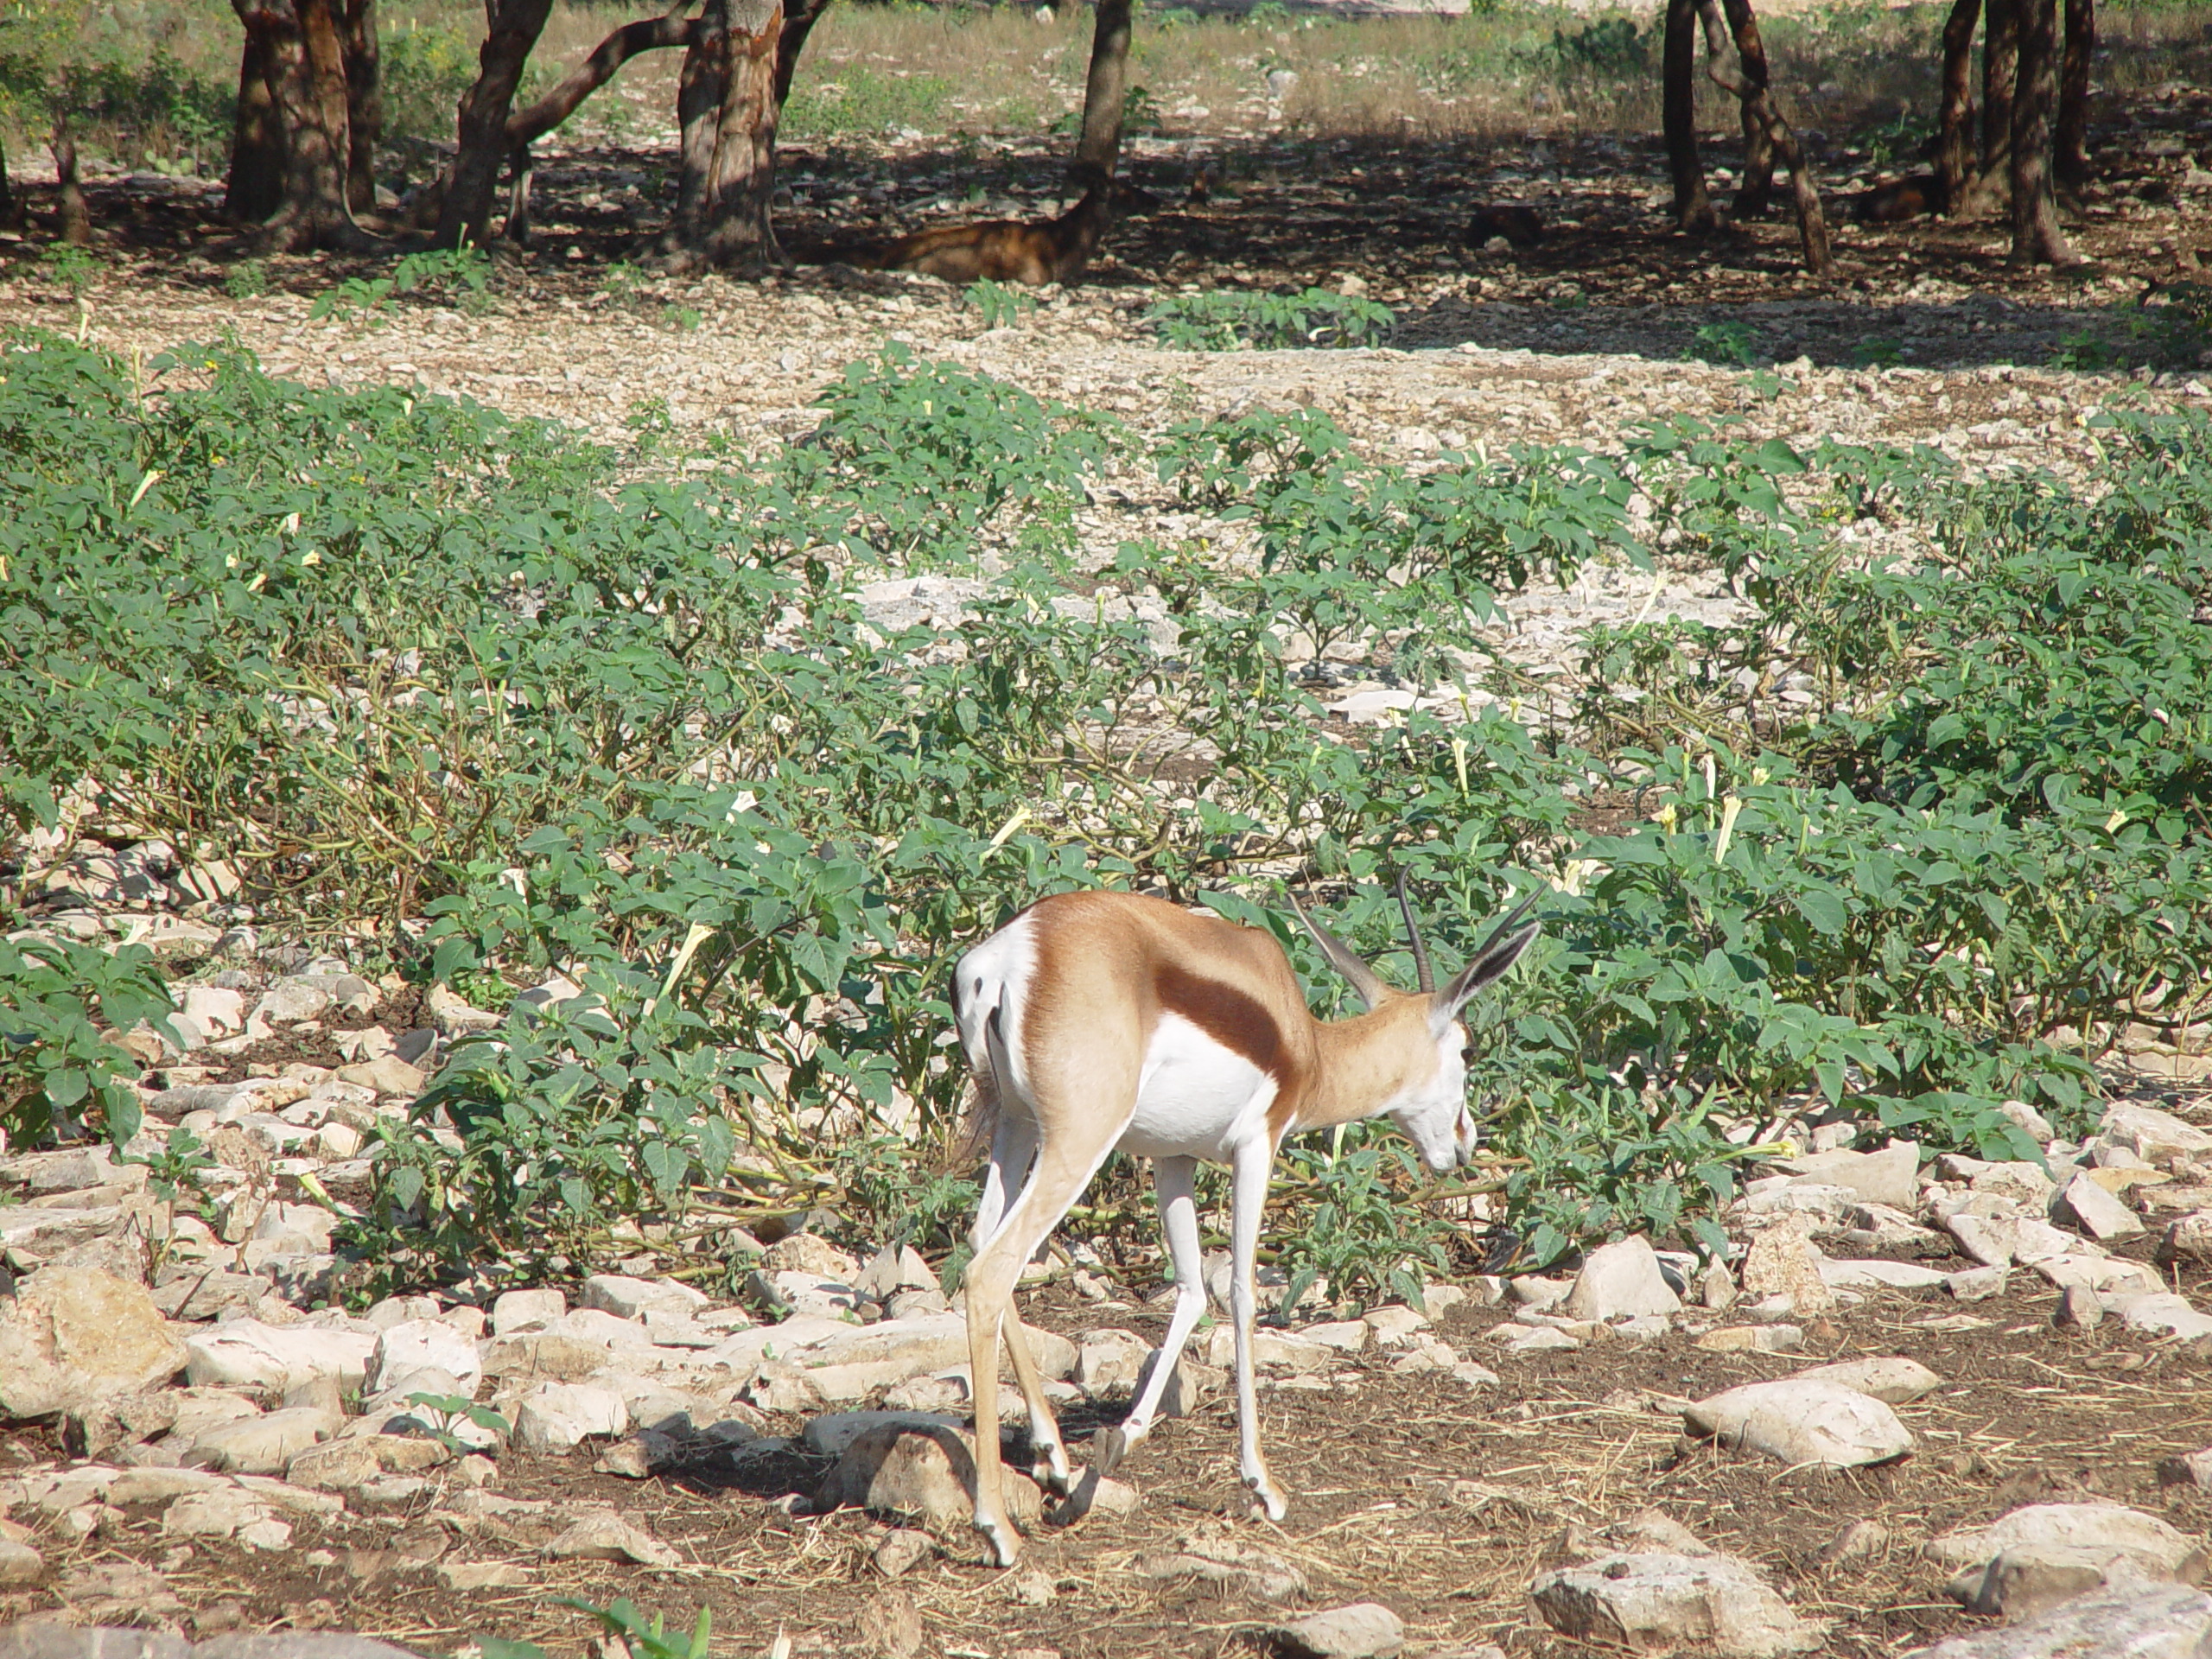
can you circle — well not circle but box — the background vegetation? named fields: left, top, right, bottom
left=4, top=327, right=2208, bottom=1297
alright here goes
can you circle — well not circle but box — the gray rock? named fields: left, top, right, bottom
left=1787, top=1357, right=1942, bottom=1405
left=160, top=1487, right=276, bottom=1539
left=873, top=1528, right=931, bottom=1578
left=1695, top=1325, right=1803, bottom=1355
left=0, top=1267, right=187, bottom=1419
left=0, top=1540, right=41, bottom=1586
left=1773, top=1144, right=1920, bottom=1209
left=1738, top=1228, right=1834, bottom=1315
left=2158, top=1211, right=2212, bottom=1266
left=182, top=1320, right=377, bottom=1391
left=365, top=1318, right=482, bottom=1395
left=2054, top=1173, right=2146, bottom=1242
left=184, top=1405, right=340, bottom=1475
left=579, top=1273, right=706, bottom=1322
left=490, top=1287, right=566, bottom=1334
left=2098, top=1103, right=2212, bottom=1167
left=1073, top=1328, right=1153, bottom=1394
left=2159, top=1449, right=2212, bottom=1492
left=1531, top=1552, right=1822, bottom=1656
left=1948, top=1543, right=2171, bottom=1622
left=817, top=1423, right=1041, bottom=1533
left=747, top=1268, right=868, bottom=1319
left=2109, top=1293, right=2212, bottom=1342
left=512, top=1382, right=627, bottom=1455
left=1947, top=1266, right=2011, bottom=1302
left=1134, top=1527, right=1306, bottom=1599
left=0, top=1628, right=192, bottom=1659
left=2031, top=1254, right=2162, bottom=1298
left=543, top=1511, right=678, bottom=1567
left=1563, top=1236, right=1683, bottom=1321
left=1684, top=1381, right=1914, bottom=1468
left=2054, top=1285, right=2105, bottom=1329
left=196, top=1640, right=429, bottom=1659
left=1819, top=1257, right=1948, bottom=1291
left=1902, top=1585, right=2212, bottom=1658
left=1271, top=1602, right=1406, bottom=1659
left=1925, top=1503, right=2205, bottom=1592
left=757, top=1233, right=861, bottom=1281
left=854, top=1243, right=936, bottom=1302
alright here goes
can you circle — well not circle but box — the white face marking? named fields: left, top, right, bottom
left=1389, top=1020, right=1474, bottom=1173
left=1121, top=1011, right=1280, bottom=1161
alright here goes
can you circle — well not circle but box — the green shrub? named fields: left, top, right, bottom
left=0, top=938, right=175, bottom=1152
left=1145, top=287, right=1395, bottom=351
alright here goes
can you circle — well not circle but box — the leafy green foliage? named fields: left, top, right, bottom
left=1145, top=288, right=1395, bottom=352
left=0, top=938, right=173, bottom=1151
left=1688, top=321, right=1758, bottom=367
left=5, top=329, right=2203, bottom=1282
left=1274, top=1140, right=1451, bottom=1315
left=37, top=244, right=100, bottom=297
left=964, top=277, right=1035, bottom=329
left=403, top=1391, right=511, bottom=1454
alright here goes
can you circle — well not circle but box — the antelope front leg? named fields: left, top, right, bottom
left=1001, top=1310, right=1074, bottom=1493
left=1097, top=1154, right=1207, bottom=1476
left=1229, top=1136, right=1287, bottom=1521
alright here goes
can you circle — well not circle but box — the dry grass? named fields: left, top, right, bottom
left=16, top=0, right=2209, bottom=178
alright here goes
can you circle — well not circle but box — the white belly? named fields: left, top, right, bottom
left=1118, top=1011, right=1278, bottom=1160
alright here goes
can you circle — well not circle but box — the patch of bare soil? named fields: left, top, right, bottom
left=3, top=1250, right=2208, bottom=1658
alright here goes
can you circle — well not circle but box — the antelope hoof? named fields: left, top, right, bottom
left=1032, top=1452, right=1077, bottom=1497
left=976, top=1513, right=1022, bottom=1569
left=1095, top=1424, right=1144, bottom=1477
left=1246, top=1475, right=1287, bottom=1522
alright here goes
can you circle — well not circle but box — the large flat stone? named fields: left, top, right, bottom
left=0, top=1268, right=186, bottom=1420
left=1684, top=1381, right=1913, bottom=1469
left=1531, top=1552, right=1822, bottom=1657
left=1903, top=1585, right=2212, bottom=1658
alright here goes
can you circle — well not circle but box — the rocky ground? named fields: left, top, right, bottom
left=6, top=106, right=2212, bottom=1659
left=0, top=925, right=2204, bottom=1658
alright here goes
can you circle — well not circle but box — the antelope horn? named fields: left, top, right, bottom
left=1284, top=884, right=1389, bottom=1011
left=1394, top=868, right=1434, bottom=995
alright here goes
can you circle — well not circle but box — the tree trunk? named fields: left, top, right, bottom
left=664, top=0, right=786, bottom=270
left=2055, top=0, right=2092, bottom=190
left=1704, top=0, right=1773, bottom=216
left=1936, top=0, right=1979, bottom=211
left=1700, top=0, right=1832, bottom=277
left=340, top=0, right=381, bottom=214
left=1980, top=0, right=2016, bottom=188
left=0, top=138, right=16, bottom=231
left=508, top=8, right=702, bottom=149
left=774, top=0, right=830, bottom=107
left=671, top=1, right=727, bottom=234
left=227, top=22, right=287, bottom=223
left=231, top=0, right=379, bottom=251
left=52, top=118, right=92, bottom=247
left=700, top=0, right=785, bottom=267
left=1075, top=0, right=1133, bottom=179
left=1664, top=0, right=1715, bottom=232
left=436, top=0, right=553, bottom=250
left=2010, top=0, right=2075, bottom=265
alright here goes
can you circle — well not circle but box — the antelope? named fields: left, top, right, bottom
left=949, top=879, right=1541, bottom=1567
left=1851, top=174, right=1949, bottom=224
left=853, top=164, right=1146, bottom=287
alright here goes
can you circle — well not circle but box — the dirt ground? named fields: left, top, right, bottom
left=4, top=1192, right=2208, bottom=1659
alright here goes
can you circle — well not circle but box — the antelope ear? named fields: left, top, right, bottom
left=1284, top=887, right=1389, bottom=1012
left=1428, top=891, right=1542, bottom=1036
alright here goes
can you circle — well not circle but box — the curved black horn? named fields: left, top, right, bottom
left=1394, top=869, right=1434, bottom=995
left=1284, top=885, right=1389, bottom=1011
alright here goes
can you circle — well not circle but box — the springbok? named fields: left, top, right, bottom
left=949, top=879, right=1541, bottom=1567
left=854, top=164, right=1151, bottom=288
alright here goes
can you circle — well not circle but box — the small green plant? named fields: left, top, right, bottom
left=626, top=394, right=676, bottom=454
left=601, top=259, right=652, bottom=305
left=308, top=272, right=396, bottom=326
left=38, top=244, right=100, bottom=297
left=394, top=243, right=493, bottom=313
left=222, top=259, right=269, bottom=301
left=964, top=277, right=1034, bottom=329
left=1689, top=321, right=1758, bottom=367
left=1273, top=1140, right=1452, bottom=1315
left=1145, top=287, right=1395, bottom=351
left=0, top=938, right=175, bottom=1153
left=127, top=1125, right=217, bottom=1208
left=2049, top=327, right=2115, bottom=371
left=403, top=1391, right=511, bottom=1454
left=461, top=1599, right=712, bottom=1659
left=1849, top=338, right=1904, bottom=368
left=660, top=302, right=703, bottom=333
